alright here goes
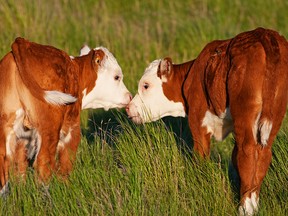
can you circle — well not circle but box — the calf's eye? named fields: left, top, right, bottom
left=114, top=75, right=120, bottom=81
left=143, top=83, right=149, bottom=90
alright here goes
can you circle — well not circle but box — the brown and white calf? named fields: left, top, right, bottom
left=0, top=37, right=131, bottom=195
left=126, top=28, right=288, bottom=215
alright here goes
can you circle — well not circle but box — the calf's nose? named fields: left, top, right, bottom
left=125, top=105, right=130, bottom=113
left=127, top=92, right=133, bottom=102
left=125, top=103, right=133, bottom=116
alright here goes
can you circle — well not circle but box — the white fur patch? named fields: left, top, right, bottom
left=62, top=129, right=72, bottom=144
left=239, top=192, right=259, bottom=216
left=57, top=128, right=72, bottom=150
left=5, top=131, right=14, bottom=156
left=201, top=109, right=233, bottom=141
left=143, top=59, right=161, bottom=76
left=13, top=109, right=31, bottom=139
left=253, top=113, right=272, bottom=146
left=80, top=45, right=91, bottom=56
left=81, top=88, right=105, bottom=109
left=259, top=120, right=272, bottom=146
left=44, top=90, right=77, bottom=105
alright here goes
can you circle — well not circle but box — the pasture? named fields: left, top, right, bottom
left=0, top=0, right=287, bottom=215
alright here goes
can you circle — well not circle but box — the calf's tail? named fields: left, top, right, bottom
left=11, top=37, right=77, bottom=106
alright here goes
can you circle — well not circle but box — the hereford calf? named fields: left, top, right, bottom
left=0, top=38, right=131, bottom=195
left=126, top=28, right=288, bottom=215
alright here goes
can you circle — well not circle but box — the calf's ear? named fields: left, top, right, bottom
left=157, top=57, right=173, bottom=82
left=92, top=49, right=105, bottom=67
left=80, top=45, right=91, bottom=56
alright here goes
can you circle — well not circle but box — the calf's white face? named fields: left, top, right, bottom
left=80, top=46, right=131, bottom=110
left=126, top=59, right=185, bottom=124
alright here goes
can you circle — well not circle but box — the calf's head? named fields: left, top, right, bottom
left=80, top=46, right=132, bottom=110
left=126, top=58, right=186, bottom=124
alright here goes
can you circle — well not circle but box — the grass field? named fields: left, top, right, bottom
left=0, top=0, right=287, bottom=215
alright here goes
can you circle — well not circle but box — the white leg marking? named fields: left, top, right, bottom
left=239, top=192, right=259, bottom=216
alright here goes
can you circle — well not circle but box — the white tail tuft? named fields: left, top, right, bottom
left=44, top=91, right=77, bottom=105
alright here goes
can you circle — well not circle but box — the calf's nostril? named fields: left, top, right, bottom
left=128, top=93, right=133, bottom=101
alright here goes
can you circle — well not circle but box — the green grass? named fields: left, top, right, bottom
left=0, top=0, right=288, bottom=215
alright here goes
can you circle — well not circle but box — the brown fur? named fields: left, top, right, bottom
left=0, top=38, right=105, bottom=189
left=158, top=28, right=288, bottom=208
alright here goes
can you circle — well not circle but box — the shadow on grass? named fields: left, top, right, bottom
left=81, top=109, right=194, bottom=150
left=80, top=109, right=124, bottom=146
left=81, top=108, right=240, bottom=202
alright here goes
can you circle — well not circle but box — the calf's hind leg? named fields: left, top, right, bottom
left=0, top=126, right=16, bottom=196
left=56, top=124, right=81, bottom=179
left=33, top=129, right=60, bottom=184
left=0, top=130, right=8, bottom=195
left=231, top=108, right=263, bottom=215
left=251, top=110, right=287, bottom=208
left=13, top=139, right=29, bottom=178
left=0, top=129, right=6, bottom=190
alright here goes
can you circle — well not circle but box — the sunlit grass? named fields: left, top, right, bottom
left=0, top=0, right=287, bottom=215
